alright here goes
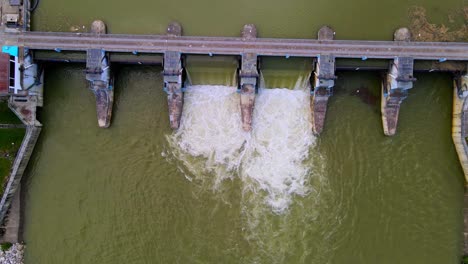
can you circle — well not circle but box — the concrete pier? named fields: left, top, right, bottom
left=239, top=24, right=258, bottom=131
left=163, top=22, right=184, bottom=129
left=311, top=26, right=336, bottom=135
left=381, top=56, right=416, bottom=135
left=85, top=21, right=113, bottom=128
left=381, top=28, right=416, bottom=136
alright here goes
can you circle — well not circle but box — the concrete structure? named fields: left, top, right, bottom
left=239, top=24, right=258, bottom=132
left=0, top=1, right=467, bottom=255
left=163, top=22, right=184, bottom=130
left=0, top=125, right=41, bottom=225
left=0, top=0, right=41, bottom=233
left=381, top=29, right=417, bottom=136
left=0, top=0, right=467, bottom=256
left=1, top=31, right=468, bottom=60
left=0, top=186, right=21, bottom=243
left=0, top=0, right=31, bottom=33
left=1, top=25, right=467, bottom=131
left=311, top=26, right=336, bottom=134
left=381, top=57, right=416, bottom=136
left=85, top=21, right=113, bottom=128
left=451, top=70, right=468, bottom=255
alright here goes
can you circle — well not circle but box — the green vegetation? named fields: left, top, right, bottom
left=0, top=242, right=12, bottom=251
left=0, top=129, right=25, bottom=190
left=409, top=6, right=468, bottom=42
left=0, top=102, right=21, bottom=124
left=462, top=256, right=468, bottom=264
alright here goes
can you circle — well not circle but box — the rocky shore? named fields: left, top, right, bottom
left=0, top=244, right=24, bottom=264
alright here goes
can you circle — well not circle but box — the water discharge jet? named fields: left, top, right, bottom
left=168, top=84, right=315, bottom=213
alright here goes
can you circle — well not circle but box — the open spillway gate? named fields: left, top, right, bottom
left=2, top=22, right=468, bottom=187
left=1, top=21, right=468, bottom=135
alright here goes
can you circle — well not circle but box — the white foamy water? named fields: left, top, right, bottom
left=167, top=85, right=316, bottom=213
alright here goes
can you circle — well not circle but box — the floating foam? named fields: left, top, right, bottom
left=167, top=85, right=316, bottom=213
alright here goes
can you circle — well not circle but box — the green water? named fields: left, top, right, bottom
left=23, top=0, right=467, bottom=263
left=32, top=0, right=465, bottom=39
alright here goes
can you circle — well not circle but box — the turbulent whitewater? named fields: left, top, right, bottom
left=167, top=85, right=316, bottom=213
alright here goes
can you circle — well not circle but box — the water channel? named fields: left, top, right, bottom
left=22, top=0, right=467, bottom=263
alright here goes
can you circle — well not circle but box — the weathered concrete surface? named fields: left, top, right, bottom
left=86, top=22, right=113, bottom=128
left=310, top=90, right=329, bottom=134
left=381, top=88, right=406, bottom=136
left=90, top=20, right=106, bottom=34
left=0, top=186, right=20, bottom=243
left=167, top=21, right=182, bottom=37
left=318, top=25, right=334, bottom=41
left=0, top=0, right=24, bottom=32
left=166, top=82, right=183, bottom=129
left=239, top=52, right=258, bottom=132
left=381, top=30, right=416, bottom=136
left=8, top=96, right=41, bottom=126
left=238, top=25, right=258, bottom=132
left=452, top=74, right=468, bottom=182
left=4, top=30, right=468, bottom=60
left=394, top=27, right=412, bottom=42
left=463, top=189, right=468, bottom=257
left=240, top=84, right=255, bottom=131
left=93, top=82, right=113, bottom=128
left=86, top=49, right=113, bottom=128
left=163, top=56, right=183, bottom=130
left=242, top=24, right=257, bottom=40
left=0, top=125, right=41, bottom=224
left=311, top=29, right=335, bottom=135
left=381, top=57, right=415, bottom=136
left=164, top=23, right=184, bottom=129
left=0, top=124, right=26, bottom=129
left=452, top=72, right=468, bottom=256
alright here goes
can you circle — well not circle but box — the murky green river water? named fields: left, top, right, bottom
left=22, top=0, right=467, bottom=263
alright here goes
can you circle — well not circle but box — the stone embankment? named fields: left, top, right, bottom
left=0, top=243, right=24, bottom=264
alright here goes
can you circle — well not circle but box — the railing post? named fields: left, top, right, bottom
left=164, top=22, right=184, bottom=129
left=85, top=20, right=113, bottom=128
left=239, top=24, right=259, bottom=131
left=311, top=26, right=336, bottom=135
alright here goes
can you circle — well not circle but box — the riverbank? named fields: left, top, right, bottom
left=0, top=243, right=24, bottom=264
left=0, top=101, right=26, bottom=246
left=0, top=102, right=25, bottom=198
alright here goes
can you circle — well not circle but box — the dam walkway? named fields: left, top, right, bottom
left=0, top=30, right=467, bottom=60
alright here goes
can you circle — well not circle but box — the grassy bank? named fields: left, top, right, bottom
left=0, top=129, right=25, bottom=189
left=0, top=102, right=25, bottom=191
left=0, top=101, right=22, bottom=124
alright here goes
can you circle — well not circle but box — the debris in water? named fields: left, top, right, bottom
left=408, top=6, right=468, bottom=42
